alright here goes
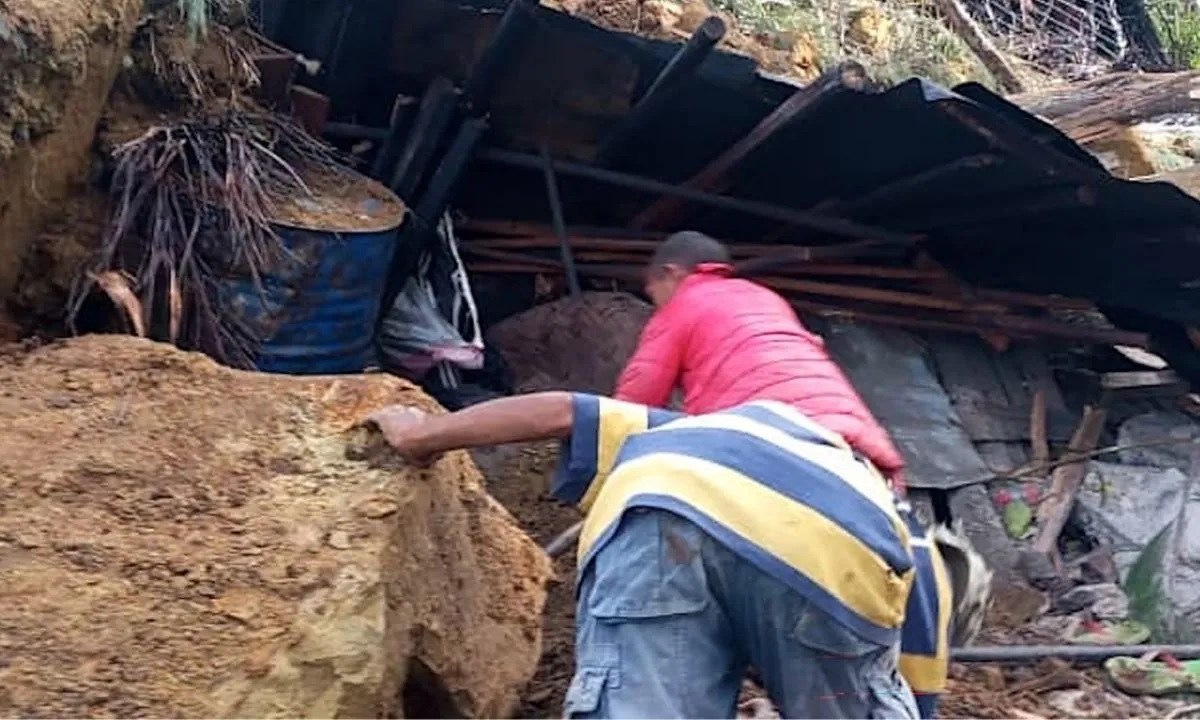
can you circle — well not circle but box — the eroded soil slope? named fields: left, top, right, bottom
left=0, top=335, right=551, bottom=718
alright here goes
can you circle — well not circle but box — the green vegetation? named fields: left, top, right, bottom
left=1148, top=0, right=1200, bottom=69
left=709, top=0, right=994, bottom=87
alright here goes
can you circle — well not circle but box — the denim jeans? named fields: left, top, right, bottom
left=565, top=508, right=919, bottom=719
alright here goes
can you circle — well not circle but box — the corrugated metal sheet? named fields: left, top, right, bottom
left=816, top=319, right=993, bottom=490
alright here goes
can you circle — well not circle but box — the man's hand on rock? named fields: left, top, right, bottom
left=366, top=405, right=439, bottom=465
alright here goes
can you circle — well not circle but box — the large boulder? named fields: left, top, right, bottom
left=0, top=336, right=551, bottom=718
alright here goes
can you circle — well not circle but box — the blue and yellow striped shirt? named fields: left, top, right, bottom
left=898, top=510, right=953, bottom=718
left=552, top=393, right=915, bottom=645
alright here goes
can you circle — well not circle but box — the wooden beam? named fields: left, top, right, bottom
left=928, top=0, right=1025, bottom=93
left=1033, top=407, right=1108, bottom=564
left=478, top=147, right=918, bottom=245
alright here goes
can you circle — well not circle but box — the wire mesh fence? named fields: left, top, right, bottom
left=964, top=0, right=1128, bottom=76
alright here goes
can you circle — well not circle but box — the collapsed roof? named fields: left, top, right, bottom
left=257, top=0, right=1200, bottom=375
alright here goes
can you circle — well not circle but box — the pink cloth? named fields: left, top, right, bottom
left=615, top=264, right=906, bottom=481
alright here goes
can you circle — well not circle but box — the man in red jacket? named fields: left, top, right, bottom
left=616, top=231, right=907, bottom=488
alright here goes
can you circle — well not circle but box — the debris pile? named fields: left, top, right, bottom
left=0, top=335, right=551, bottom=717
left=1014, top=71, right=1200, bottom=179
left=459, top=219, right=1149, bottom=350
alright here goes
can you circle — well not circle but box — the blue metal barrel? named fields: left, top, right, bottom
left=219, top=168, right=404, bottom=375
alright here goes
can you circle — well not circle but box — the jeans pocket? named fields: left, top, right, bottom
left=866, top=650, right=920, bottom=719
left=790, top=603, right=882, bottom=658
left=564, top=643, right=619, bottom=718
left=586, top=509, right=709, bottom=620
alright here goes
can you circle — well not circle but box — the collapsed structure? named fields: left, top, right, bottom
left=1, top=0, right=1200, bottom=717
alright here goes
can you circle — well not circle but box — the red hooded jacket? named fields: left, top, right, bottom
left=615, top=264, right=906, bottom=481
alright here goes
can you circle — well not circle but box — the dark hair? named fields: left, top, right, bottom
left=649, top=231, right=731, bottom=271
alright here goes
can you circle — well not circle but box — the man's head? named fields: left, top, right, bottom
left=643, top=231, right=731, bottom=307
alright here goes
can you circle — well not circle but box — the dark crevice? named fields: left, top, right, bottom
left=401, top=657, right=462, bottom=719
left=930, top=488, right=953, bottom=526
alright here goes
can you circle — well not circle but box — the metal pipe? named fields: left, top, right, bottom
left=594, top=16, right=725, bottom=166
left=632, top=62, right=866, bottom=229
left=323, top=121, right=389, bottom=142
left=369, top=95, right=418, bottom=180
left=389, top=77, right=460, bottom=201
left=379, top=117, right=488, bottom=325
left=541, top=143, right=581, bottom=296
left=952, top=644, right=1200, bottom=664
left=543, top=521, right=582, bottom=558
left=478, top=146, right=916, bottom=245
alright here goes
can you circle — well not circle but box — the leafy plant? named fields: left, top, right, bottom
left=1147, top=0, right=1200, bottom=69
left=1123, top=522, right=1174, bottom=641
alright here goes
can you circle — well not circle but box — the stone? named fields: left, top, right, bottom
left=0, top=336, right=552, bottom=718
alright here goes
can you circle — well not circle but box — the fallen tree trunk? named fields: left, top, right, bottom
left=1012, top=72, right=1200, bottom=131
left=0, top=336, right=552, bottom=718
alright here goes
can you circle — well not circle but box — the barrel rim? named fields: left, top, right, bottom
left=267, top=164, right=407, bottom=235
left=268, top=214, right=406, bottom=235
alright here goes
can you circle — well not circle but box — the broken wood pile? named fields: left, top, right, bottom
left=454, top=217, right=1150, bottom=349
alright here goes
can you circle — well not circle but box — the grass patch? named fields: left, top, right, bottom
left=710, top=0, right=995, bottom=87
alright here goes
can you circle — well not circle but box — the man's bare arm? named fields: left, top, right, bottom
left=370, top=391, right=574, bottom=460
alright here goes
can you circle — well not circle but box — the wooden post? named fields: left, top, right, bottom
left=928, top=0, right=1025, bottom=93
left=1032, top=407, right=1108, bottom=564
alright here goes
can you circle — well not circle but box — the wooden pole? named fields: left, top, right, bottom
left=1033, top=406, right=1108, bottom=566
left=631, top=62, right=866, bottom=229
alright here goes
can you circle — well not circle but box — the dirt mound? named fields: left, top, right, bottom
left=553, top=0, right=811, bottom=78
left=487, top=291, right=654, bottom=394
left=0, top=0, right=142, bottom=302
left=0, top=335, right=551, bottom=718
left=0, top=0, right=131, bottom=158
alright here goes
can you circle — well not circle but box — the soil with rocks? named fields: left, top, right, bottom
left=0, top=0, right=142, bottom=302
left=270, top=163, right=407, bottom=233
left=549, top=0, right=817, bottom=80
left=0, top=0, right=137, bottom=158
left=0, top=335, right=551, bottom=718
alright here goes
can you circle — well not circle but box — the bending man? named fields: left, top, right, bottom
left=616, top=231, right=907, bottom=489
left=369, top=392, right=922, bottom=718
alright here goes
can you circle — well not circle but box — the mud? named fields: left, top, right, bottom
left=487, top=291, right=654, bottom=394
left=0, top=335, right=551, bottom=718
left=471, top=442, right=580, bottom=718
left=6, top=186, right=108, bottom=334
